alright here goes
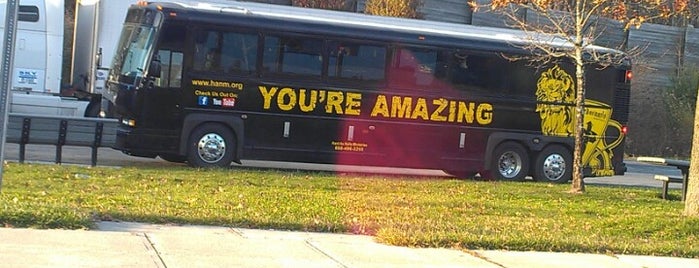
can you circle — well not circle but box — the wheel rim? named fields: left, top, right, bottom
left=542, top=153, right=566, bottom=181
left=498, top=151, right=522, bottom=179
left=197, top=132, right=226, bottom=163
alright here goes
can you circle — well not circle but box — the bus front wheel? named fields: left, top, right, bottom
left=490, top=142, right=529, bottom=181
left=533, top=145, right=572, bottom=183
left=187, top=123, right=235, bottom=168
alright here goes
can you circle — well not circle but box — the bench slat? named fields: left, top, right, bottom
left=653, top=175, right=683, bottom=183
left=654, top=174, right=684, bottom=200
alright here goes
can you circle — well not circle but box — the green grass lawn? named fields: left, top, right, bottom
left=0, top=163, right=697, bottom=257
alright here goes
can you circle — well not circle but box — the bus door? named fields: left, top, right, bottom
left=141, top=24, right=185, bottom=133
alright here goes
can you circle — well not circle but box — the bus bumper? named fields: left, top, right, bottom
left=114, top=126, right=177, bottom=158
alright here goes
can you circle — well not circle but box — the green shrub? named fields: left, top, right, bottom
left=662, top=66, right=699, bottom=157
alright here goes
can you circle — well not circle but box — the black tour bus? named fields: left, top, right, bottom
left=103, top=1, right=631, bottom=183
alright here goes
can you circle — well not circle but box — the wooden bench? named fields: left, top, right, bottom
left=654, top=175, right=684, bottom=200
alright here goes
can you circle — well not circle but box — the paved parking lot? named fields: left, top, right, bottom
left=1, top=143, right=682, bottom=190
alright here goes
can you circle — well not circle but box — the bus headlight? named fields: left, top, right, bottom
left=121, top=118, right=136, bottom=127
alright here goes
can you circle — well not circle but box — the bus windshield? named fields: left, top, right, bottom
left=110, top=24, right=159, bottom=85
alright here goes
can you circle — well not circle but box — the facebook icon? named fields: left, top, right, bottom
left=198, top=96, right=209, bottom=106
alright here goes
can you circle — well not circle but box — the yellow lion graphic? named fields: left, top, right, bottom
left=535, top=65, right=625, bottom=176
left=535, top=65, right=575, bottom=136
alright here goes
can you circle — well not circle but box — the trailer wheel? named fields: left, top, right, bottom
left=533, top=145, right=572, bottom=183
left=187, top=123, right=235, bottom=168
left=84, top=101, right=101, bottom=117
left=490, top=142, right=529, bottom=181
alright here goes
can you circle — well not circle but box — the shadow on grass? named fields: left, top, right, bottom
left=656, top=193, right=683, bottom=202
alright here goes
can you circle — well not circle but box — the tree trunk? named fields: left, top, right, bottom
left=571, top=3, right=586, bottom=193
left=683, top=84, right=699, bottom=216
left=571, top=46, right=586, bottom=194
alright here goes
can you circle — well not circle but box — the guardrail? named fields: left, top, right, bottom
left=5, top=113, right=119, bottom=166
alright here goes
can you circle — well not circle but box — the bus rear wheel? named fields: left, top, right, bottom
left=491, top=142, right=529, bottom=181
left=187, top=123, right=235, bottom=168
left=533, top=145, right=572, bottom=183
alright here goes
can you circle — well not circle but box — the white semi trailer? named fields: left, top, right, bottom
left=0, top=0, right=137, bottom=117
left=2, top=0, right=245, bottom=117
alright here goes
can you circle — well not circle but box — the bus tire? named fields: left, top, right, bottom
left=533, top=145, right=572, bottom=183
left=491, top=141, right=529, bottom=181
left=186, top=123, right=235, bottom=168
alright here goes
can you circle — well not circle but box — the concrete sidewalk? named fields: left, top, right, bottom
left=1, top=221, right=697, bottom=268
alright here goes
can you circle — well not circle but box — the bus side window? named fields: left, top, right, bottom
left=263, top=34, right=323, bottom=76
left=156, top=50, right=183, bottom=88
left=262, top=35, right=281, bottom=73
left=193, top=30, right=259, bottom=75
left=193, top=30, right=222, bottom=72
left=391, top=47, right=445, bottom=89
left=481, top=55, right=513, bottom=95
left=452, top=53, right=529, bottom=96
left=154, top=24, right=185, bottom=87
left=328, top=41, right=386, bottom=82
left=450, top=52, right=483, bottom=90
left=450, top=52, right=514, bottom=94
left=220, top=32, right=257, bottom=74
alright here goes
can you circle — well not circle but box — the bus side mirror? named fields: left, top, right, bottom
left=149, top=57, right=162, bottom=78
left=96, top=48, right=102, bottom=68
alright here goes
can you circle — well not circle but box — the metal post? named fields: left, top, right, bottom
left=0, top=0, right=19, bottom=191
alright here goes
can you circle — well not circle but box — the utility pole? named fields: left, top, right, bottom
left=0, top=0, right=19, bottom=191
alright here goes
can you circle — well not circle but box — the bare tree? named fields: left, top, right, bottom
left=364, top=0, right=422, bottom=19
left=477, top=0, right=687, bottom=193
left=686, top=86, right=699, bottom=216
